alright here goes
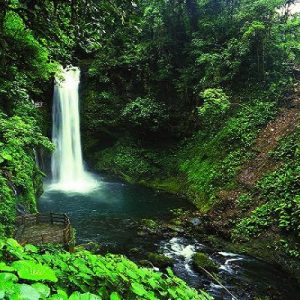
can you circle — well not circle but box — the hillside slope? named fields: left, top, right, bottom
left=90, top=83, right=300, bottom=282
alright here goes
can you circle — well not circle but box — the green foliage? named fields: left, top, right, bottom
left=0, top=112, right=53, bottom=237
left=179, top=99, right=277, bottom=209
left=236, top=193, right=253, bottom=211
left=192, top=252, right=218, bottom=273
left=278, top=239, right=300, bottom=259
left=94, top=138, right=178, bottom=182
left=0, top=2, right=57, bottom=238
left=0, top=239, right=212, bottom=300
left=198, top=88, right=230, bottom=128
left=83, top=91, right=122, bottom=134
left=224, top=100, right=277, bottom=147
left=122, top=97, right=169, bottom=133
left=82, top=0, right=299, bottom=140
left=3, top=10, right=57, bottom=82
left=234, top=130, right=300, bottom=246
left=233, top=202, right=275, bottom=239
left=12, top=260, right=58, bottom=282
left=96, top=141, right=159, bottom=181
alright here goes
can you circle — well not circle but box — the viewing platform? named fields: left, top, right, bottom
left=15, top=213, right=73, bottom=249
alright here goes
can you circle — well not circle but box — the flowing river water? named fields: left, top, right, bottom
left=39, top=174, right=300, bottom=300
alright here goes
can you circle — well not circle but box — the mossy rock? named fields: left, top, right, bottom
left=138, top=260, right=154, bottom=268
left=192, top=252, right=218, bottom=274
left=141, top=219, right=158, bottom=229
left=147, top=252, right=173, bottom=269
left=75, top=242, right=102, bottom=253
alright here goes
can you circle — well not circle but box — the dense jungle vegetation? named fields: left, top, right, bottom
left=0, top=0, right=300, bottom=298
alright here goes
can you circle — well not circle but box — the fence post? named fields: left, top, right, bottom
left=50, top=213, right=53, bottom=225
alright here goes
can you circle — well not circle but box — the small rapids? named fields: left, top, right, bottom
left=159, top=237, right=300, bottom=300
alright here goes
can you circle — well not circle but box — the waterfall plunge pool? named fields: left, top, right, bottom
left=39, top=174, right=300, bottom=300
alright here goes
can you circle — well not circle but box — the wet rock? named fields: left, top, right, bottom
left=147, top=252, right=173, bottom=269
left=76, top=242, right=102, bottom=253
left=166, top=224, right=184, bottom=233
left=141, top=219, right=158, bottom=229
left=138, top=260, right=154, bottom=268
left=189, top=217, right=201, bottom=226
left=16, top=204, right=28, bottom=216
left=129, top=247, right=140, bottom=255
left=139, top=219, right=161, bottom=235
left=192, top=252, right=219, bottom=274
left=137, top=231, right=148, bottom=237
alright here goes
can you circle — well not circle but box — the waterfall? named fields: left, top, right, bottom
left=50, top=66, right=98, bottom=193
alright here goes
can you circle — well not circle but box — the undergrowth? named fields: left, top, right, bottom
left=0, top=238, right=212, bottom=300
left=233, top=129, right=300, bottom=258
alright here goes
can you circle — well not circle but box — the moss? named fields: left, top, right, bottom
left=192, top=252, right=218, bottom=273
left=147, top=252, right=173, bottom=269
left=145, top=177, right=185, bottom=194
left=138, top=260, right=154, bottom=268
left=141, top=219, right=158, bottom=230
left=228, top=233, right=300, bottom=284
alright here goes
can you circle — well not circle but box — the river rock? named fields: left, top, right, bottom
left=189, top=217, right=201, bottom=226
left=192, top=252, right=219, bottom=274
left=147, top=252, right=173, bottom=269
left=138, top=260, right=154, bottom=268
left=166, top=224, right=185, bottom=233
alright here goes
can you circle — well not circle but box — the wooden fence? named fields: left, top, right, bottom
left=16, top=213, right=73, bottom=247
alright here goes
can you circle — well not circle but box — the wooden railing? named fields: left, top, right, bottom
left=16, top=213, right=73, bottom=248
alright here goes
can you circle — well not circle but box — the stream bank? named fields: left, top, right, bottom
left=39, top=173, right=300, bottom=300
left=83, top=84, right=300, bottom=286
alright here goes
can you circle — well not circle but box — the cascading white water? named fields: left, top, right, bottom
left=50, top=66, right=98, bottom=193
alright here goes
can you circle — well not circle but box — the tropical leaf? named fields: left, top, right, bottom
left=24, top=244, right=38, bottom=253
left=0, top=272, right=18, bottom=282
left=10, top=284, right=40, bottom=300
left=110, top=292, right=121, bottom=300
left=0, top=262, right=14, bottom=272
left=131, top=282, right=147, bottom=296
left=12, top=260, right=58, bottom=282
left=31, top=283, right=50, bottom=298
left=68, top=292, right=101, bottom=300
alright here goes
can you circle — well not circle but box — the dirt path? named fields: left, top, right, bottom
left=237, top=84, right=300, bottom=188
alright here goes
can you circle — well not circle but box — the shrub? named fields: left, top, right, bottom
left=198, top=88, right=230, bottom=128
left=0, top=112, right=53, bottom=236
left=0, top=239, right=212, bottom=300
left=122, top=97, right=169, bottom=133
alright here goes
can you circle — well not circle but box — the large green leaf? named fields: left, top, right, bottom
left=0, top=277, right=15, bottom=297
left=49, top=289, right=68, bottom=300
left=12, top=260, right=58, bottom=282
left=131, top=282, right=147, bottom=296
left=0, top=262, right=14, bottom=272
left=68, top=292, right=101, bottom=300
left=11, top=284, right=40, bottom=300
left=110, top=292, right=121, bottom=300
left=0, top=149, right=12, bottom=161
left=24, top=244, right=38, bottom=253
left=0, top=272, right=18, bottom=282
left=31, top=283, right=50, bottom=298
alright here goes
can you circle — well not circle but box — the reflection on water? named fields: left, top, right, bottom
left=39, top=175, right=192, bottom=248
